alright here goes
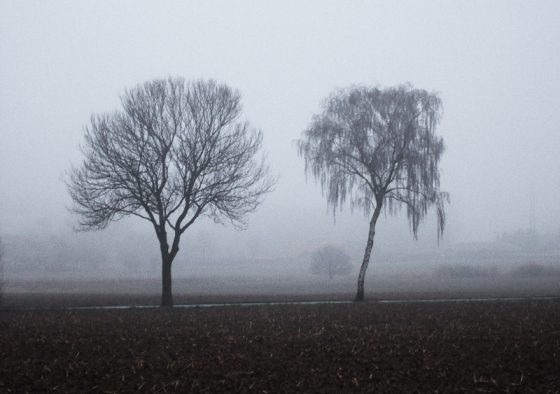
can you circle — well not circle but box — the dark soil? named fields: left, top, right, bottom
left=1, top=300, right=559, bottom=393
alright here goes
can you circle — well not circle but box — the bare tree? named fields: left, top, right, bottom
left=68, top=78, right=275, bottom=306
left=298, top=84, right=448, bottom=301
left=310, top=245, right=352, bottom=279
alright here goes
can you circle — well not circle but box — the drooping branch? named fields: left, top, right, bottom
left=297, top=84, right=448, bottom=238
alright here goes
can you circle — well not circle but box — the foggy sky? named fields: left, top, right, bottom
left=1, top=1, right=559, bottom=263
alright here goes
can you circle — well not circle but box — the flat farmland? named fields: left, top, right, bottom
left=3, top=274, right=560, bottom=309
left=1, top=299, right=560, bottom=393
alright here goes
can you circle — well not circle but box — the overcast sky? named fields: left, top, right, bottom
left=1, top=1, right=559, bottom=260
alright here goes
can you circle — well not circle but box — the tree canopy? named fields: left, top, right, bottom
left=298, top=84, right=448, bottom=239
left=69, top=78, right=273, bottom=233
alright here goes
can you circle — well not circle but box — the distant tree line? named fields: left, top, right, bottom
left=435, top=264, right=498, bottom=279
left=435, top=262, right=560, bottom=279
left=1, top=233, right=158, bottom=279
left=497, top=229, right=560, bottom=253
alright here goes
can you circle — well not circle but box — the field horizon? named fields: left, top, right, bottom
left=2, top=274, right=559, bottom=309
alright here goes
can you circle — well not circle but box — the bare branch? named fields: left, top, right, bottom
left=67, top=78, right=276, bottom=305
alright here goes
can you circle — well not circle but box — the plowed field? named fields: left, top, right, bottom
left=1, top=300, right=559, bottom=392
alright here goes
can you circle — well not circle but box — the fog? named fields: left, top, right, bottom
left=1, top=1, right=559, bottom=288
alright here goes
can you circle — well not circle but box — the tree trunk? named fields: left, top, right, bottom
left=159, top=231, right=180, bottom=307
left=355, top=203, right=382, bottom=302
left=161, top=256, right=173, bottom=307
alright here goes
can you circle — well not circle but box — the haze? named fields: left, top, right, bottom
left=1, top=1, right=559, bottom=283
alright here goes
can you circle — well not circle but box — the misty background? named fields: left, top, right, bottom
left=1, top=1, right=559, bottom=289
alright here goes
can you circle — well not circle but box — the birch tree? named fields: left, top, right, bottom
left=68, top=78, right=274, bottom=306
left=298, top=84, right=448, bottom=301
